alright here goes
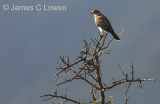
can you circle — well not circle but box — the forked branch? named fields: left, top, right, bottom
left=41, top=29, right=155, bottom=104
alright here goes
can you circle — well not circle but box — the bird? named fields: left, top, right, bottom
left=91, top=9, right=120, bottom=40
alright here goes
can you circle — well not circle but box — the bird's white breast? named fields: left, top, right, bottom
left=98, top=27, right=103, bottom=33
left=94, top=14, right=105, bottom=33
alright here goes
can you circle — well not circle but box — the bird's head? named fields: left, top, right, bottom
left=91, top=9, right=101, bottom=15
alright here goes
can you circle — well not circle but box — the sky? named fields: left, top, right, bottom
left=0, top=0, right=160, bottom=104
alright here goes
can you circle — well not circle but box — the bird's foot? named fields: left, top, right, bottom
left=99, top=34, right=103, bottom=38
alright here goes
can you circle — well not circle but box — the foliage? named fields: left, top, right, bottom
left=109, top=96, right=114, bottom=104
left=93, top=100, right=101, bottom=104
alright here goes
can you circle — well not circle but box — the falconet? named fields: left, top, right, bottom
left=91, top=9, right=120, bottom=40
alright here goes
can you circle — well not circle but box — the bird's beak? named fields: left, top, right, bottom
left=91, top=11, right=94, bottom=14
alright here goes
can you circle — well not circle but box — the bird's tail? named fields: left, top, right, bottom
left=111, top=31, right=120, bottom=40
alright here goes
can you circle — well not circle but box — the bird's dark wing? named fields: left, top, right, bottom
left=102, top=17, right=114, bottom=33
left=95, top=15, right=120, bottom=40
left=95, top=15, right=113, bottom=32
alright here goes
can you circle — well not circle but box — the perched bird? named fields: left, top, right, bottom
left=91, top=9, right=120, bottom=40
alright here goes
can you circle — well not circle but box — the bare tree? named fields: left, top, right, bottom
left=40, top=31, right=155, bottom=104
